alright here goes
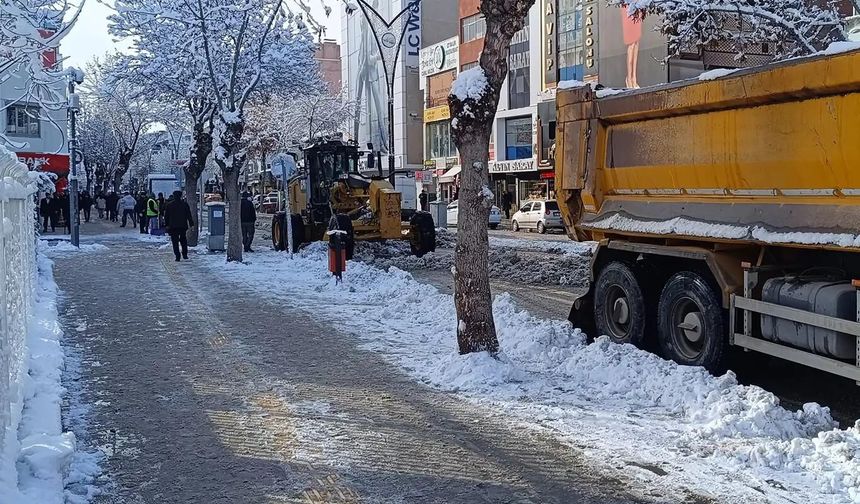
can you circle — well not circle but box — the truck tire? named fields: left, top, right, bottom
left=333, top=214, right=354, bottom=260
left=289, top=214, right=305, bottom=253
left=594, top=261, right=647, bottom=346
left=410, top=211, right=436, bottom=257
left=657, top=271, right=726, bottom=372
left=271, top=212, right=286, bottom=251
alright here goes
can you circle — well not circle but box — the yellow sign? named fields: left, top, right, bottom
left=423, top=105, right=450, bottom=123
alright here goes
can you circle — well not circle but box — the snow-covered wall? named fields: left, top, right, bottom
left=0, top=145, right=38, bottom=499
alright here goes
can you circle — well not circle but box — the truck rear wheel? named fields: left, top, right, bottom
left=271, top=213, right=286, bottom=251
left=410, top=211, right=436, bottom=257
left=594, top=262, right=647, bottom=346
left=289, top=214, right=305, bottom=253
left=657, top=271, right=726, bottom=372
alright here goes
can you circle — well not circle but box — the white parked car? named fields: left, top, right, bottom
left=446, top=200, right=502, bottom=229
left=511, top=200, right=563, bottom=234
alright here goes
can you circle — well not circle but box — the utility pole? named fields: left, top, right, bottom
left=67, top=67, right=85, bottom=247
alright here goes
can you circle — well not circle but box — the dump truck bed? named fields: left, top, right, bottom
left=556, top=48, right=860, bottom=252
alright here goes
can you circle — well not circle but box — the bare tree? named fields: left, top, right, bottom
left=447, top=0, right=534, bottom=354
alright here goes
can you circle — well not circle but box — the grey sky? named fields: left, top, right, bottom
left=63, top=1, right=343, bottom=70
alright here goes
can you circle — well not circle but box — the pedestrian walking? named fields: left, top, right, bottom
left=164, top=190, right=195, bottom=262
left=135, top=192, right=148, bottom=233
left=502, top=190, right=513, bottom=220
left=106, top=191, right=119, bottom=222
left=419, top=189, right=428, bottom=212
left=240, top=192, right=257, bottom=252
left=80, top=191, right=93, bottom=222
left=119, top=192, right=137, bottom=228
left=60, top=193, right=71, bottom=234
left=39, top=193, right=56, bottom=233
left=145, top=194, right=159, bottom=234
left=96, top=193, right=106, bottom=219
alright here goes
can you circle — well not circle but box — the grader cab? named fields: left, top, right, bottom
left=271, top=139, right=436, bottom=258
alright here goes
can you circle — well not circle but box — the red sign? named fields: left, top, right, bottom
left=38, top=29, right=58, bottom=70
left=539, top=169, right=555, bottom=180
left=17, top=152, right=70, bottom=193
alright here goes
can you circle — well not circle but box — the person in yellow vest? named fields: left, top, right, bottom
left=144, top=194, right=159, bottom=234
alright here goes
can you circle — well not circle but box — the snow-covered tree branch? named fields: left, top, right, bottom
left=613, top=0, right=846, bottom=59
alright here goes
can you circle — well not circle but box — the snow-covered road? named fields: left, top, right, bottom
left=201, top=243, right=860, bottom=504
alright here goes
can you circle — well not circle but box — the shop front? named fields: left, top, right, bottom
left=489, top=158, right=539, bottom=211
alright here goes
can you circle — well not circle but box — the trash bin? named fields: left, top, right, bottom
left=206, top=202, right=226, bottom=251
left=429, top=200, right=447, bottom=228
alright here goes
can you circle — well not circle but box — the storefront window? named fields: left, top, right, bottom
left=426, top=121, right=456, bottom=159
left=505, top=117, right=533, bottom=160
left=558, top=0, right=584, bottom=81
left=518, top=179, right=556, bottom=202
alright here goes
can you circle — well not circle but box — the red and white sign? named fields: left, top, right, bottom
left=17, top=152, right=70, bottom=192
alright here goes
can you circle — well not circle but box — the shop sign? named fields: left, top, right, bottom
left=435, top=168, right=446, bottom=177
left=445, top=157, right=458, bottom=169
left=415, top=170, right=434, bottom=182
left=489, top=159, right=537, bottom=174
left=423, top=159, right=436, bottom=169
left=543, top=0, right=557, bottom=89
left=583, top=0, right=598, bottom=76
left=424, top=105, right=451, bottom=123
left=420, top=37, right=459, bottom=79
left=16, top=152, right=70, bottom=172
left=539, top=169, right=555, bottom=179
left=404, top=1, right=422, bottom=67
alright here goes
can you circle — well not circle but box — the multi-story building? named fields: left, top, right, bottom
left=341, top=0, right=458, bottom=207
left=315, top=39, right=343, bottom=93
left=4, top=37, right=69, bottom=193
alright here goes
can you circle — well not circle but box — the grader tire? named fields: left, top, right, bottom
left=410, top=211, right=436, bottom=257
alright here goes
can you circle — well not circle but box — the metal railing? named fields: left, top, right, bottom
left=0, top=147, right=37, bottom=484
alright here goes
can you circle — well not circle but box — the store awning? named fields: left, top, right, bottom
left=438, top=165, right=461, bottom=183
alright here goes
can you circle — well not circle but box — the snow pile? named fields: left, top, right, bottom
left=203, top=247, right=860, bottom=502
left=698, top=68, right=739, bottom=80
left=451, top=67, right=488, bottom=101
left=38, top=241, right=108, bottom=256
left=6, top=253, right=85, bottom=503
left=558, top=79, right=596, bottom=90
left=589, top=212, right=860, bottom=249
left=487, top=235, right=594, bottom=257
left=822, top=41, right=860, bottom=56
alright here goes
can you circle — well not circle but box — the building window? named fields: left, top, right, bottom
left=426, top=121, right=456, bottom=159
left=461, top=14, right=486, bottom=43
left=505, top=117, right=532, bottom=160
left=507, top=15, right=530, bottom=109
left=461, top=61, right=479, bottom=72
left=558, top=0, right=584, bottom=82
left=6, top=104, right=40, bottom=137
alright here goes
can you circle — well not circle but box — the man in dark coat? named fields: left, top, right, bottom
left=502, top=190, right=513, bottom=220
left=79, top=191, right=93, bottom=222
left=106, top=191, right=119, bottom=221
left=164, top=190, right=195, bottom=261
left=39, top=194, right=56, bottom=232
left=240, top=192, right=257, bottom=252
left=59, top=193, right=71, bottom=233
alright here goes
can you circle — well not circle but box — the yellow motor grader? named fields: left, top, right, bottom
left=271, top=139, right=436, bottom=258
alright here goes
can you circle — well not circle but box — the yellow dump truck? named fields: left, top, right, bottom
left=556, top=49, right=860, bottom=381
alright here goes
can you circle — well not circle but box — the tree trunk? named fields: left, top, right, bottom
left=448, top=0, right=533, bottom=354
left=223, top=166, right=242, bottom=262
left=184, top=171, right=201, bottom=246
left=215, top=114, right=245, bottom=262
left=184, top=117, right=213, bottom=247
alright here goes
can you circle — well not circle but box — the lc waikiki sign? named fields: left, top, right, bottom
left=403, top=1, right=422, bottom=67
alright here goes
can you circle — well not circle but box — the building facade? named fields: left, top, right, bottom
left=315, top=39, right=343, bottom=93
left=340, top=0, right=459, bottom=206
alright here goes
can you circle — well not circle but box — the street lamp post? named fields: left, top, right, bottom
left=67, top=67, right=85, bottom=247
left=344, top=0, right=421, bottom=188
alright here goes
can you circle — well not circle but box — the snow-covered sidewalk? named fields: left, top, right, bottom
left=1, top=251, right=98, bottom=504
left=202, top=245, right=860, bottom=503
